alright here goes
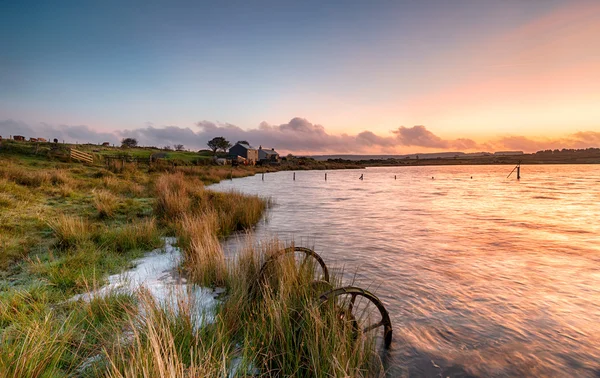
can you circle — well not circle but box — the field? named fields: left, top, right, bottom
left=0, top=141, right=381, bottom=377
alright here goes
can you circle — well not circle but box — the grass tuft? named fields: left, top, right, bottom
left=48, top=214, right=92, bottom=249
left=177, top=213, right=227, bottom=287
left=93, top=189, right=120, bottom=218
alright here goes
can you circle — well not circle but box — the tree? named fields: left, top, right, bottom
left=163, top=145, right=172, bottom=151
left=207, top=137, right=231, bottom=156
left=174, top=144, right=184, bottom=151
left=121, top=138, right=138, bottom=148
left=53, top=138, right=58, bottom=143
left=237, top=140, right=250, bottom=145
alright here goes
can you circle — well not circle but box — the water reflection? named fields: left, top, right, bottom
left=211, top=165, right=600, bottom=377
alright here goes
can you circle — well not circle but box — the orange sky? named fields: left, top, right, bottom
left=1, top=1, right=599, bottom=154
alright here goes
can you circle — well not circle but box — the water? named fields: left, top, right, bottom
left=210, top=165, right=600, bottom=377
left=72, top=237, right=220, bottom=326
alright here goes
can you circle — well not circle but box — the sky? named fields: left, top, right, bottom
left=1, top=0, right=599, bottom=154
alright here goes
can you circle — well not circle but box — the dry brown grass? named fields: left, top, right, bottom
left=47, top=214, right=92, bottom=248
left=93, top=189, right=120, bottom=218
left=177, top=213, right=227, bottom=286
left=154, top=173, right=196, bottom=220
left=103, top=176, right=145, bottom=196
left=104, top=289, right=230, bottom=378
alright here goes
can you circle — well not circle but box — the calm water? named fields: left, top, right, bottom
left=210, top=165, right=600, bottom=377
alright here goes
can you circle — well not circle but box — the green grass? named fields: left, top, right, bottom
left=0, top=147, right=381, bottom=377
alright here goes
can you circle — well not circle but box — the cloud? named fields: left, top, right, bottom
left=392, top=125, right=478, bottom=150
left=2, top=117, right=599, bottom=154
left=393, top=125, right=449, bottom=148
left=494, top=136, right=548, bottom=152
left=0, top=119, right=119, bottom=144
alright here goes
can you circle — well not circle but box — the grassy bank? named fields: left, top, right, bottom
left=0, top=151, right=380, bottom=377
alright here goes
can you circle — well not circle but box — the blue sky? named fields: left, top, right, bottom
left=1, top=0, right=599, bottom=153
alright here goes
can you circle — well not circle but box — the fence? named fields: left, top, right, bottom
left=70, top=149, right=94, bottom=164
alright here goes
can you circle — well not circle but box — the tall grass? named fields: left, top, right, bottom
left=0, top=163, right=73, bottom=188
left=48, top=214, right=92, bottom=249
left=221, top=242, right=382, bottom=377
left=93, top=189, right=120, bottom=218
left=0, top=314, right=75, bottom=377
left=104, top=289, right=232, bottom=378
left=177, top=213, right=227, bottom=287
left=153, top=172, right=265, bottom=236
left=154, top=173, right=194, bottom=220
left=96, top=217, right=163, bottom=253
left=100, top=242, right=382, bottom=377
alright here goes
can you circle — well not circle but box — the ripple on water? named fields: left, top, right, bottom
left=209, top=165, right=600, bottom=377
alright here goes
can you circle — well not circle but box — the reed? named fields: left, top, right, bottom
left=154, top=172, right=195, bottom=220
left=0, top=314, right=75, bottom=377
left=104, top=289, right=232, bottom=378
left=177, top=213, right=227, bottom=287
left=221, top=242, right=381, bottom=377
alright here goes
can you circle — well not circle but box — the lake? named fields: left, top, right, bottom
left=210, top=165, right=600, bottom=377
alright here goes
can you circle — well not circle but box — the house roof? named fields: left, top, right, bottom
left=235, top=142, right=254, bottom=149
left=260, top=147, right=279, bottom=155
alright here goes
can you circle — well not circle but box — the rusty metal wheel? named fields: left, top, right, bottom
left=258, top=246, right=329, bottom=283
left=250, top=247, right=330, bottom=297
left=319, top=286, right=393, bottom=348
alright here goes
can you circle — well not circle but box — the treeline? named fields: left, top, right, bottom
left=535, top=148, right=600, bottom=154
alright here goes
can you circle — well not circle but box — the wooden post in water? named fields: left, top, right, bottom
left=394, top=175, right=396, bottom=180
left=293, top=172, right=295, bottom=181
left=262, top=173, right=264, bottom=181
left=507, top=161, right=522, bottom=180
left=325, top=173, right=327, bottom=180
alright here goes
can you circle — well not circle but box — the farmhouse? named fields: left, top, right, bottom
left=258, top=146, right=280, bottom=163
left=229, top=142, right=258, bottom=164
left=13, top=135, right=25, bottom=141
left=494, top=151, right=524, bottom=156
left=102, top=142, right=110, bottom=147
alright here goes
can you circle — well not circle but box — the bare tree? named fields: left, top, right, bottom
left=174, top=144, right=184, bottom=151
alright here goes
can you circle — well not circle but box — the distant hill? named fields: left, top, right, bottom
left=307, top=151, right=525, bottom=161
left=310, top=152, right=477, bottom=161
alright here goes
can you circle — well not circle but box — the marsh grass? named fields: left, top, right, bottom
left=0, top=288, right=137, bottom=378
left=1, top=154, right=381, bottom=377
left=48, top=214, right=92, bottom=249
left=101, top=242, right=381, bottom=377
left=0, top=313, right=75, bottom=377
left=177, top=213, right=227, bottom=287
left=221, top=242, right=382, bottom=377
left=154, top=172, right=265, bottom=236
left=93, top=189, right=120, bottom=218
left=95, top=218, right=163, bottom=253
left=104, top=289, right=232, bottom=378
